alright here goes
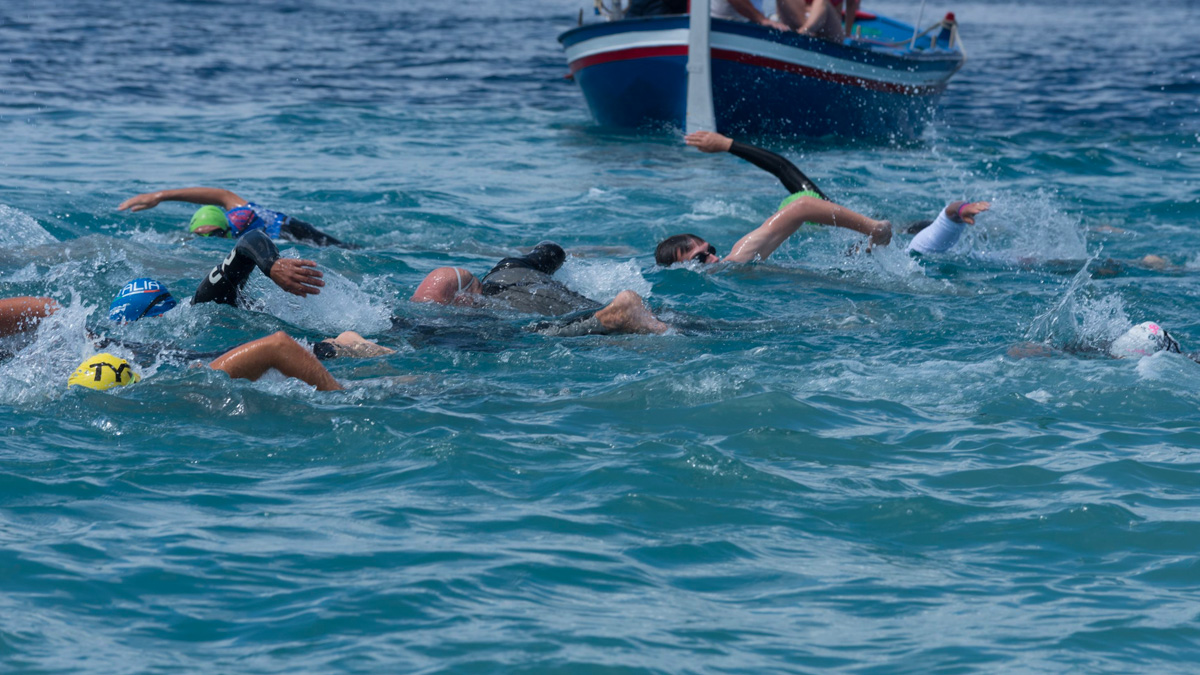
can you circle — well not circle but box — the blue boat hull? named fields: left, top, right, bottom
left=560, top=15, right=965, bottom=139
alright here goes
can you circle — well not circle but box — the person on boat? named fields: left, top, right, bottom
left=412, top=242, right=668, bottom=336
left=118, top=186, right=355, bottom=248
left=797, top=0, right=861, bottom=41
left=679, top=130, right=990, bottom=258
left=710, top=0, right=805, bottom=31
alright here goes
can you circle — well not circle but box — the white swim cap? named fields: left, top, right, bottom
left=1109, top=321, right=1181, bottom=359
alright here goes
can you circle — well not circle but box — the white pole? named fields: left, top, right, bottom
left=686, top=0, right=717, bottom=133
left=909, top=0, right=928, bottom=49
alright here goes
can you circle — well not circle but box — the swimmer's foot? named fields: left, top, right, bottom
left=596, top=290, right=668, bottom=335
left=321, top=331, right=396, bottom=358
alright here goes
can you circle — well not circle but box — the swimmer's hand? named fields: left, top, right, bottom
left=685, top=131, right=734, bottom=154
left=950, top=201, right=991, bottom=225
left=869, top=220, right=892, bottom=247
left=117, top=192, right=164, bottom=212
left=269, top=258, right=324, bottom=297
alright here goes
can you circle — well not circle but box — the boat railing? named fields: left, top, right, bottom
left=864, top=14, right=964, bottom=54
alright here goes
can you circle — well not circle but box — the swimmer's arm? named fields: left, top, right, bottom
left=686, top=131, right=826, bottom=198
left=726, top=197, right=890, bottom=262
left=0, top=297, right=58, bottom=337
left=193, top=230, right=321, bottom=305
left=280, top=218, right=357, bottom=249
left=117, top=187, right=247, bottom=212
left=238, top=229, right=324, bottom=297
left=726, top=141, right=827, bottom=199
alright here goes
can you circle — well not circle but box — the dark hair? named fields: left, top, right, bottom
left=655, top=234, right=703, bottom=266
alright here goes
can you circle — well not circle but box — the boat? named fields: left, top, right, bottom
left=558, top=6, right=966, bottom=139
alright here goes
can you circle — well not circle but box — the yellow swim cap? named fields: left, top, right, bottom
left=68, top=353, right=141, bottom=391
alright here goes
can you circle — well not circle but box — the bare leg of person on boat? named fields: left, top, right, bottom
left=209, top=331, right=343, bottom=391
left=798, top=0, right=845, bottom=41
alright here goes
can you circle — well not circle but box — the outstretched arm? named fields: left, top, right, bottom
left=726, top=196, right=891, bottom=262
left=209, top=331, right=342, bottom=391
left=0, top=297, right=58, bottom=337
left=193, top=230, right=323, bottom=306
left=117, top=187, right=247, bottom=213
left=686, top=131, right=827, bottom=198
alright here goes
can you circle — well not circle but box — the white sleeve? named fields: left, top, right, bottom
left=906, top=207, right=966, bottom=255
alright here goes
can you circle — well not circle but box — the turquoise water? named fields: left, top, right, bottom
left=2, top=0, right=1200, bottom=671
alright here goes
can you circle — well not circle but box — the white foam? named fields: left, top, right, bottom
left=247, top=252, right=394, bottom=335
left=555, top=256, right=652, bottom=303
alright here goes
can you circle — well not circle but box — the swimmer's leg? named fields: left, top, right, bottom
left=318, top=331, right=396, bottom=358
left=0, top=297, right=59, bottom=337
left=209, top=331, right=343, bottom=391
left=594, top=291, right=667, bottom=334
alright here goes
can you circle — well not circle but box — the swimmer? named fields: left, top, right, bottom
left=110, top=267, right=391, bottom=360
left=0, top=297, right=345, bottom=391
left=1008, top=321, right=1200, bottom=363
left=69, top=331, right=342, bottom=392
left=412, top=242, right=667, bottom=335
left=105, top=231, right=323, bottom=318
left=680, top=130, right=991, bottom=259
left=117, top=186, right=354, bottom=248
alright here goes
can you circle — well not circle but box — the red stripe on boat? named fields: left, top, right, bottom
left=711, top=48, right=939, bottom=94
left=568, top=46, right=687, bottom=74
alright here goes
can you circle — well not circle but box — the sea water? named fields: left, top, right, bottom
left=1, top=0, right=1199, bottom=672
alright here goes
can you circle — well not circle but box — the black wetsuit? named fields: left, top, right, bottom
left=479, top=242, right=603, bottom=317
left=193, top=229, right=281, bottom=307
left=476, top=242, right=617, bottom=337
left=727, top=140, right=828, bottom=200
left=282, top=218, right=355, bottom=249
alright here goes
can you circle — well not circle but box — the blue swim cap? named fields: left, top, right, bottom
left=109, top=277, right=177, bottom=323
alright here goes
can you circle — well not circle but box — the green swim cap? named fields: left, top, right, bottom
left=778, top=189, right=823, bottom=212
left=189, top=205, right=230, bottom=236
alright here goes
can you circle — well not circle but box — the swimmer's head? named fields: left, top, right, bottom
left=109, top=277, right=177, bottom=323
left=525, top=242, right=567, bottom=276
left=189, top=205, right=231, bottom=237
left=655, top=234, right=719, bottom=265
left=68, top=353, right=141, bottom=391
left=1109, top=321, right=1182, bottom=359
left=411, top=267, right=482, bottom=305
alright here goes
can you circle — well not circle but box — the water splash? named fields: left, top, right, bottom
left=0, top=205, right=58, bottom=248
